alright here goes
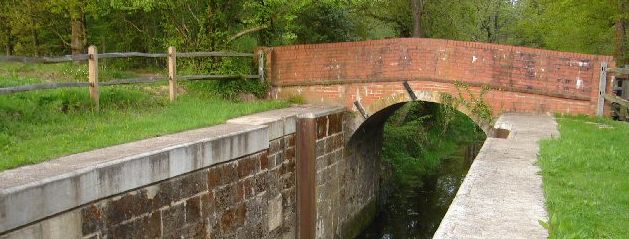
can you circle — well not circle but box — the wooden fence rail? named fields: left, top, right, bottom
left=0, top=51, right=254, bottom=63
left=0, top=46, right=265, bottom=111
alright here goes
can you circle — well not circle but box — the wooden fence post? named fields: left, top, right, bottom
left=88, top=45, right=99, bottom=111
left=168, top=46, right=177, bottom=101
left=258, top=50, right=265, bottom=82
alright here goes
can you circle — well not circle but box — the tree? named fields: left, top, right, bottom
left=47, top=0, right=90, bottom=55
left=615, top=0, right=628, bottom=66
left=0, top=0, right=13, bottom=55
left=294, top=1, right=357, bottom=43
left=411, top=0, right=426, bottom=37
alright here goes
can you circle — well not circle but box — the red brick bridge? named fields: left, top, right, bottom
left=263, top=38, right=614, bottom=132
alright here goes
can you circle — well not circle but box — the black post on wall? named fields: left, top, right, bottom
left=296, top=117, right=316, bottom=239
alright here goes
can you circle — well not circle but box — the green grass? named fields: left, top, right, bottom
left=539, top=116, right=629, bottom=239
left=0, top=63, right=288, bottom=171
left=0, top=62, right=150, bottom=87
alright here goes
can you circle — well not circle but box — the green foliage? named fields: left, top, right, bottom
left=286, top=95, right=306, bottom=104
left=294, top=2, right=358, bottom=43
left=507, top=0, right=624, bottom=55
left=381, top=102, right=486, bottom=186
left=539, top=117, right=629, bottom=238
left=452, top=82, right=494, bottom=123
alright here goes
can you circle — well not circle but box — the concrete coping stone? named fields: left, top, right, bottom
left=228, top=105, right=346, bottom=138
left=296, top=106, right=345, bottom=119
left=0, top=122, right=269, bottom=233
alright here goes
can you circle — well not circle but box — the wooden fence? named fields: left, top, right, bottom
left=0, top=46, right=265, bottom=110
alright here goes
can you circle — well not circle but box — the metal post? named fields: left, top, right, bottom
left=403, top=81, right=418, bottom=101
left=354, top=101, right=370, bottom=119
left=597, top=62, right=608, bottom=116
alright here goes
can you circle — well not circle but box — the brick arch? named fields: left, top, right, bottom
left=265, top=38, right=615, bottom=117
left=362, top=90, right=494, bottom=136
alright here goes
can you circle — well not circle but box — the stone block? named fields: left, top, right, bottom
left=286, top=134, right=296, bottom=147
left=267, top=194, right=283, bottom=232
left=254, top=172, right=269, bottom=194
left=81, top=204, right=105, bottom=235
left=185, top=196, right=202, bottom=224
left=274, top=152, right=285, bottom=167
left=201, top=192, right=215, bottom=220
left=161, top=203, right=185, bottom=234
left=328, top=113, right=343, bottom=134
left=316, top=116, right=328, bottom=139
left=214, top=183, right=244, bottom=211
left=208, top=163, right=238, bottom=189
left=285, top=147, right=295, bottom=161
left=260, top=151, right=270, bottom=170
left=237, top=155, right=259, bottom=179
left=332, top=134, right=344, bottom=150
left=324, top=137, right=335, bottom=154
left=315, top=140, right=325, bottom=157
left=108, top=212, right=161, bottom=238
left=219, top=204, right=246, bottom=234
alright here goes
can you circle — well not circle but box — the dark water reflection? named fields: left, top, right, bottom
left=358, top=143, right=482, bottom=239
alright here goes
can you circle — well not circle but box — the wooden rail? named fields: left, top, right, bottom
left=0, top=51, right=254, bottom=63
left=0, top=46, right=265, bottom=110
left=608, top=66, right=629, bottom=77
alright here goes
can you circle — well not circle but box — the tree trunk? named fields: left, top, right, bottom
left=616, top=0, right=628, bottom=66
left=71, top=16, right=86, bottom=55
left=491, top=0, right=502, bottom=43
left=26, top=0, right=39, bottom=56
left=5, top=38, right=13, bottom=56
left=3, top=24, right=13, bottom=55
left=411, top=0, right=424, bottom=37
left=616, top=19, right=626, bottom=66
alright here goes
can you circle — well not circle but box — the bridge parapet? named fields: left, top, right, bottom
left=266, top=38, right=615, bottom=116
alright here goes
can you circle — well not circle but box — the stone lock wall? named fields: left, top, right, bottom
left=76, top=136, right=297, bottom=239
left=0, top=108, right=316, bottom=239
left=307, top=111, right=383, bottom=239
left=1, top=138, right=296, bottom=239
left=1, top=106, right=383, bottom=239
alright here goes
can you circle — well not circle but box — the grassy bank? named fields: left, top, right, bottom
left=0, top=62, right=288, bottom=171
left=381, top=102, right=486, bottom=186
left=539, top=117, right=629, bottom=238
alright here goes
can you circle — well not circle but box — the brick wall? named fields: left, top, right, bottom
left=267, top=38, right=615, bottom=115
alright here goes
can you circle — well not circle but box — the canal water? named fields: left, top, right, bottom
left=358, top=142, right=482, bottom=239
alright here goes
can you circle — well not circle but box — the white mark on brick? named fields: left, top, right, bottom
left=472, top=56, right=478, bottom=63
left=576, top=78, right=584, bottom=89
